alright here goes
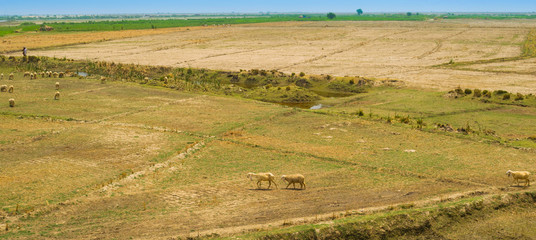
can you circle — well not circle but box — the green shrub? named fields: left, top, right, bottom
left=494, top=90, right=508, bottom=95
left=400, top=115, right=411, bottom=124
left=464, top=89, right=472, bottom=95
left=454, top=87, right=464, bottom=95
left=299, top=72, right=305, bottom=77
left=502, top=93, right=511, bottom=100
left=515, top=93, right=524, bottom=101
left=473, top=89, right=482, bottom=97
left=484, top=91, right=492, bottom=98
left=357, top=109, right=364, bottom=116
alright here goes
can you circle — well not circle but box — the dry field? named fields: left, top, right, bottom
left=0, top=26, right=215, bottom=53
left=20, top=19, right=536, bottom=93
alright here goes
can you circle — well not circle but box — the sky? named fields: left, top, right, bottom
left=2, top=0, right=536, bottom=15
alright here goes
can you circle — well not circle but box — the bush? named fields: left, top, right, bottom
left=473, top=89, right=482, bottom=97
left=494, top=90, right=508, bottom=95
left=502, top=93, right=511, bottom=100
left=515, top=93, right=524, bottom=101
left=299, top=72, right=305, bottom=77
left=454, top=87, right=464, bottom=95
left=464, top=89, right=472, bottom=95
left=357, top=109, right=364, bottom=116
left=251, top=69, right=259, bottom=75
left=349, top=79, right=355, bottom=84
left=295, top=78, right=311, bottom=88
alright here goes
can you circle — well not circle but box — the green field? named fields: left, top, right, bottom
left=1, top=57, right=536, bottom=239
left=2, top=13, right=536, bottom=37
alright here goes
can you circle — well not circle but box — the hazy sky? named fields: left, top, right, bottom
left=2, top=0, right=536, bottom=15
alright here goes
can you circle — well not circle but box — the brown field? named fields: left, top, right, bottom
left=0, top=26, right=216, bottom=53
left=16, top=19, right=536, bottom=93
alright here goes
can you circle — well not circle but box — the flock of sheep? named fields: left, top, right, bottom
left=1, top=71, right=62, bottom=107
left=247, top=172, right=306, bottom=190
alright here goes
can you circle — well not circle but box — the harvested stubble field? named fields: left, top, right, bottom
left=0, top=65, right=535, bottom=239
left=19, top=19, right=536, bottom=93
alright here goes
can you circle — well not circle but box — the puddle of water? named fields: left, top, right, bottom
left=309, top=104, right=323, bottom=110
left=77, top=72, right=88, bottom=77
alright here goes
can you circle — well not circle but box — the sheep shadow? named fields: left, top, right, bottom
left=248, top=188, right=276, bottom=191
left=282, top=188, right=306, bottom=191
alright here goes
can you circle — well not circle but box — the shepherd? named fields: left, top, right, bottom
left=22, top=47, right=27, bottom=57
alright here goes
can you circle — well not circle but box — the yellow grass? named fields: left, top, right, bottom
left=0, top=26, right=214, bottom=53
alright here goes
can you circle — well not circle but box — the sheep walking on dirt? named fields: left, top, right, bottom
left=281, top=174, right=306, bottom=190
left=8, top=85, right=13, bottom=93
left=247, top=172, right=278, bottom=189
left=506, top=170, right=530, bottom=186
left=8, top=98, right=14, bottom=107
left=9, top=73, right=14, bottom=80
left=0, top=85, right=6, bottom=92
left=55, top=82, right=60, bottom=90
left=24, top=72, right=30, bottom=77
left=1, top=73, right=3, bottom=79
left=54, top=91, right=60, bottom=100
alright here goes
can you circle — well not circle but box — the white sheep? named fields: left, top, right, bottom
left=100, top=76, right=106, bottom=84
left=281, top=174, right=306, bottom=189
left=9, top=73, right=14, bottom=80
left=54, top=91, right=60, bottom=100
left=247, top=172, right=278, bottom=189
left=506, top=170, right=530, bottom=186
left=30, top=73, right=34, bottom=79
left=55, top=82, right=60, bottom=90
left=8, top=85, right=13, bottom=93
left=53, top=72, right=59, bottom=78
left=8, top=98, right=14, bottom=107
left=0, top=85, right=6, bottom=92
left=0, top=73, right=3, bottom=79
left=59, top=72, right=65, bottom=78
left=23, top=72, right=30, bottom=77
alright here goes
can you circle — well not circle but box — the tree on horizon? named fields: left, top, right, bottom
left=356, top=9, right=363, bottom=15
left=327, top=12, right=336, bottom=19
